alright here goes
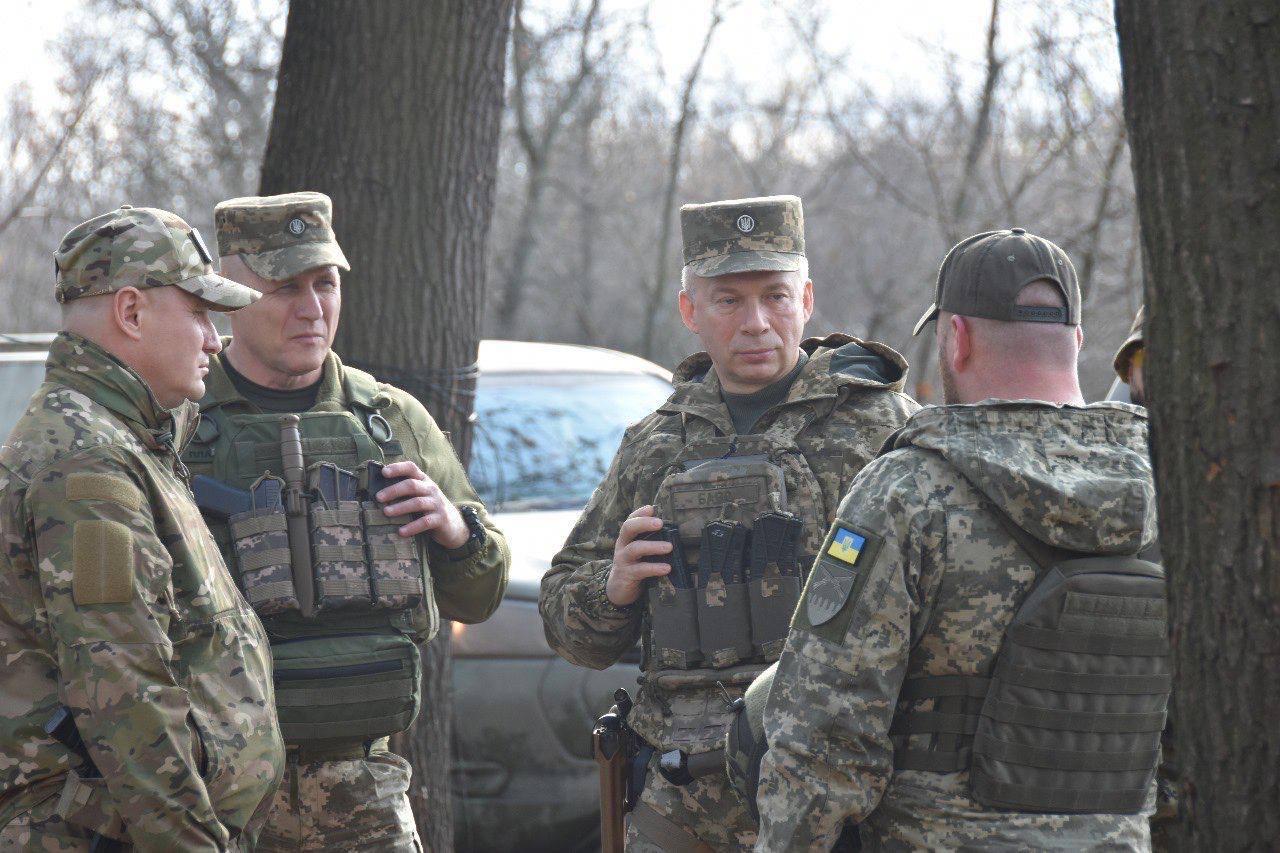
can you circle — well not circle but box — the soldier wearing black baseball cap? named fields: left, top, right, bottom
left=913, top=227, right=1081, bottom=336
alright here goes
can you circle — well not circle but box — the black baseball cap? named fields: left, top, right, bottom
left=913, top=228, right=1081, bottom=336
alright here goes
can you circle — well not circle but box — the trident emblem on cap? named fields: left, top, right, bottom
left=288, top=217, right=307, bottom=236
left=736, top=214, right=756, bottom=234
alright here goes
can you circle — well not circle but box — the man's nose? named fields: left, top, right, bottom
left=203, top=318, right=222, bottom=354
left=739, top=298, right=770, bottom=334
left=296, top=286, right=323, bottom=320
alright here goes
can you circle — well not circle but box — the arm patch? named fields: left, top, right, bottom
left=72, top=520, right=135, bottom=605
left=792, top=522, right=883, bottom=644
left=67, top=472, right=143, bottom=511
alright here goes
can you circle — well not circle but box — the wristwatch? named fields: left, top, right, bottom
left=458, top=505, right=487, bottom=549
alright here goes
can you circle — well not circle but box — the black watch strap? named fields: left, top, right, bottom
left=459, top=505, right=486, bottom=547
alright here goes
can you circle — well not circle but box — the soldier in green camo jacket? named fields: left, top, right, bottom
left=0, top=206, right=284, bottom=851
left=540, top=195, right=918, bottom=851
left=184, top=191, right=510, bottom=852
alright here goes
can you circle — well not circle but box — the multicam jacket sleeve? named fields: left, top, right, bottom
left=394, top=390, right=510, bottom=628
left=25, top=448, right=231, bottom=851
left=754, top=454, right=941, bottom=852
left=539, top=427, right=648, bottom=670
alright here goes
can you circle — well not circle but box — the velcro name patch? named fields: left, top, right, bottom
left=72, top=520, right=134, bottom=605
left=67, top=473, right=143, bottom=512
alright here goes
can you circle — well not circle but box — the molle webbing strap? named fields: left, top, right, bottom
left=368, top=541, right=417, bottom=561
left=973, top=732, right=1160, bottom=772
left=311, top=508, right=362, bottom=527
left=1006, top=624, right=1168, bottom=656
left=317, top=578, right=371, bottom=597
left=971, top=774, right=1151, bottom=813
left=996, top=660, right=1171, bottom=695
left=238, top=547, right=292, bottom=573
left=229, top=513, right=286, bottom=538
left=311, top=544, right=366, bottom=563
left=985, top=698, right=1165, bottom=733
left=283, top=713, right=414, bottom=742
left=276, top=677, right=415, bottom=707
left=246, top=580, right=297, bottom=606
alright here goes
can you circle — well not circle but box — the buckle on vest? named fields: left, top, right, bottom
left=366, top=413, right=393, bottom=443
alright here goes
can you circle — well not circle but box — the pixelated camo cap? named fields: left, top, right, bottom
left=912, top=228, right=1081, bottom=336
left=54, top=205, right=260, bottom=311
left=680, top=195, right=805, bottom=278
left=215, top=191, right=350, bottom=282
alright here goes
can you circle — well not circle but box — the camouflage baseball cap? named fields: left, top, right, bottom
left=912, top=227, right=1081, bottom=335
left=1113, top=305, right=1145, bottom=383
left=214, top=191, right=351, bottom=282
left=680, top=195, right=805, bottom=278
left=54, top=205, right=259, bottom=311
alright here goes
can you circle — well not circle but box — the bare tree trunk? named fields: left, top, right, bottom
left=494, top=0, right=605, bottom=331
left=638, top=2, right=727, bottom=359
left=259, top=2, right=513, bottom=849
left=1115, top=1, right=1280, bottom=848
left=948, top=0, right=1001, bottom=234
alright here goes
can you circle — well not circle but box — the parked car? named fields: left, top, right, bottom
left=0, top=334, right=671, bottom=852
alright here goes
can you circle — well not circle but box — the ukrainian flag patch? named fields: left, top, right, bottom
left=826, top=527, right=866, bottom=565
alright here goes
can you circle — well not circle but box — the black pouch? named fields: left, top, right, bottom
left=648, top=579, right=702, bottom=669
left=697, top=576, right=753, bottom=668
left=748, top=574, right=801, bottom=658
left=308, top=462, right=372, bottom=612
left=695, top=521, right=753, bottom=668
left=228, top=495, right=299, bottom=617
left=747, top=511, right=804, bottom=657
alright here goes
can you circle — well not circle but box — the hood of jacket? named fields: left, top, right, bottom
left=890, top=399, right=1156, bottom=554
left=661, top=334, right=908, bottom=428
left=44, top=331, right=197, bottom=453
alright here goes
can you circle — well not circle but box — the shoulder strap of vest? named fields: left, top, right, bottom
left=341, top=364, right=387, bottom=413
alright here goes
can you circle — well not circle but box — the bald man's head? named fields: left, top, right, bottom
left=938, top=279, right=1084, bottom=405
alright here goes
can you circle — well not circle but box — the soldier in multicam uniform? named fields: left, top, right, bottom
left=541, top=195, right=918, bottom=851
left=755, top=229, right=1166, bottom=851
left=0, top=206, right=284, bottom=850
left=182, top=191, right=510, bottom=852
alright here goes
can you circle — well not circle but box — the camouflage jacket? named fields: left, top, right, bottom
left=186, top=347, right=510, bottom=637
left=756, top=401, right=1158, bottom=851
left=540, top=334, right=918, bottom=752
left=0, top=333, right=284, bottom=850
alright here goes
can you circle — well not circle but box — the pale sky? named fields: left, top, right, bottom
left=2, top=0, right=1119, bottom=110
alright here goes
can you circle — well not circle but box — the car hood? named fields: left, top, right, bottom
left=491, top=509, right=582, bottom=601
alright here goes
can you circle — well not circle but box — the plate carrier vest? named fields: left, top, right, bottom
left=183, top=366, right=427, bottom=747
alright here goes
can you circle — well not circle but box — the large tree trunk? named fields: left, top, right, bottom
left=1114, top=2, right=1280, bottom=848
left=259, top=2, right=513, bottom=849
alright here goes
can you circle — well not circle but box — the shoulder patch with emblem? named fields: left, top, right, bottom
left=794, top=522, right=883, bottom=643
left=72, top=519, right=134, bottom=605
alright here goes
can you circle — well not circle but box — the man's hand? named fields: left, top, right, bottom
left=605, top=505, right=673, bottom=607
left=376, top=460, right=469, bottom=549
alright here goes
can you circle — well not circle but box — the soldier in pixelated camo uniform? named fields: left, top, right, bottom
left=541, top=195, right=918, bottom=851
left=755, top=230, right=1162, bottom=851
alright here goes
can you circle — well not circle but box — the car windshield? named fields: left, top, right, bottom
left=0, top=359, right=46, bottom=440
left=469, top=371, right=671, bottom=512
